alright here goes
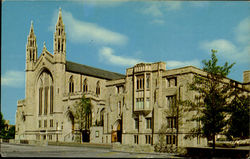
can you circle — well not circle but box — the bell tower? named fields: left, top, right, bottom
left=26, top=21, right=37, bottom=70
left=54, top=8, right=66, bottom=63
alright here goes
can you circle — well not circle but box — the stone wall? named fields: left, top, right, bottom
left=90, top=126, right=104, bottom=143
left=112, top=143, right=154, bottom=153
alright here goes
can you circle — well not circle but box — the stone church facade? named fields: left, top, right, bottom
left=15, top=9, right=250, bottom=147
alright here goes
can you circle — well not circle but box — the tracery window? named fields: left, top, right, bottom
left=37, top=69, right=53, bottom=115
left=136, top=75, right=144, bottom=90
left=166, top=95, right=176, bottom=109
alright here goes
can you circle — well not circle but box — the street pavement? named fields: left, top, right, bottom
left=0, top=142, right=182, bottom=158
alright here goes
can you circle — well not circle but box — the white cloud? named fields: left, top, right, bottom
left=99, top=47, right=142, bottom=67
left=141, top=3, right=163, bottom=17
left=139, top=2, right=182, bottom=25
left=164, top=1, right=182, bottom=11
left=235, top=17, right=250, bottom=44
left=82, top=0, right=130, bottom=7
left=201, top=39, right=237, bottom=56
left=140, top=2, right=181, bottom=18
left=50, top=10, right=128, bottom=45
left=200, top=17, right=250, bottom=64
left=166, top=59, right=201, bottom=69
left=99, top=47, right=202, bottom=69
left=1, top=70, right=25, bottom=88
left=200, top=39, right=249, bottom=63
left=151, top=19, right=165, bottom=25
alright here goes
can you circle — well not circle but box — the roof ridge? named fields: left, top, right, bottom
left=66, top=61, right=125, bottom=80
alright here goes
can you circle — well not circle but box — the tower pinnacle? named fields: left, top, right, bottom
left=57, top=7, right=63, bottom=26
left=29, top=20, right=34, bottom=36
left=43, top=41, right=47, bottom=52
left=26, top=21, right=38, bottom=69
left=54, top=8, right=66, bottom=63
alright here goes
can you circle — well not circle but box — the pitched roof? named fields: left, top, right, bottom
left=66, top=61, right=125, bottom=80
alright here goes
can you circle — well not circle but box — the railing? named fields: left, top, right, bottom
left=134, top=105, right=151, bottom=113
left=64, top=130, right=78, bottom=142
left=63, top=91, right=100, bottom=98
left=63, top=91, right=105, bottom=103
left=64, top=131, right=73, bottom=142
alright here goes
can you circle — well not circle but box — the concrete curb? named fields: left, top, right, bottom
left=48, top=141, right=112, bottom=149
left=111, top=149, right=178, bottom=156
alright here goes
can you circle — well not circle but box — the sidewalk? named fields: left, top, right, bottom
left=47, top=141, right=181, bottom=158
left=48, top=141, right=113, bottom=149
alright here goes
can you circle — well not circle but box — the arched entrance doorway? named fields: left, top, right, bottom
left=82, top=111, right=92, bottom=143
left=111, top=119, right=122, bottom=143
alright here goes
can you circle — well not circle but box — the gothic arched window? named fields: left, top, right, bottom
left=100, top=108, right=104, bottom=126
left=37, top=69, right=53, bottom=115
left=83, top=79, right=88, bottom=93
left=96, top=81, right=100, bottom=95
left=69, top=76, right=74, bottom=93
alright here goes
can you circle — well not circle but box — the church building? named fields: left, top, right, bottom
left=15, top=9, right=250, bottom=148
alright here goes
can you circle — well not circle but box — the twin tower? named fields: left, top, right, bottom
left=26, top=8, right=66, bottom=70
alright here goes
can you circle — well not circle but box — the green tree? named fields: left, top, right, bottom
left=227, top=94, right=250, bottom=139
left=0, top=112, right=7, bottom=139
left=6, top=125, right=15, bottom=139
left=183, top=49, right=235, bottom=151
left=66, top=95, right=92, bottom=142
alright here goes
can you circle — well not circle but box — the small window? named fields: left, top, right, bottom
left=96, top=131, right=99, bottom=138
left=117, top=85, right=124, bottom=94
left=166, top=117, right=177, bottom=129
left=50, top=119, right=53, bottom=127
left=166, top=135, right=177, bottom=145
left=167, top=77, right=177, bottom=87
left=166, top=96, right=176, bottom=109
left=145, top=135, right=151, bottom=144
left=134, top=135, right=138, bottom=144
left=134, top=118, right=139, bottom=129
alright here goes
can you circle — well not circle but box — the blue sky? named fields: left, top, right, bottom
left=2, top=1, right=250, bottom=124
